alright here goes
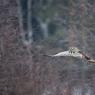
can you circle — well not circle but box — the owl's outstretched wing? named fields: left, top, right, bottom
left=79, top=51, right=91, bottom=60
left=44, top=51, right=70, bottom=57
left=79, top=51, right=95, bottom=63
left=45, top=51, right=83, bottom=58
left=48, top=51, right=70, bottom=57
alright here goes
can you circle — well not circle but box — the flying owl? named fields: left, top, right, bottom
left=47, top=47, right=95, bottom=63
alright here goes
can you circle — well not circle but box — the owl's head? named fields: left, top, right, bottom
left=69, top=47, right=80, bottom=54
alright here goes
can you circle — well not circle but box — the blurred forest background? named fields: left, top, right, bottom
left=1, top=0, right=95, bottom=95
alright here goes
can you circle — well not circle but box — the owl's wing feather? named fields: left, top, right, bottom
left=47, top=51, right=70, bottom=57
left=79, top=51, right=95, bottom=63
left=79, top=51, right=91, bottom=60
